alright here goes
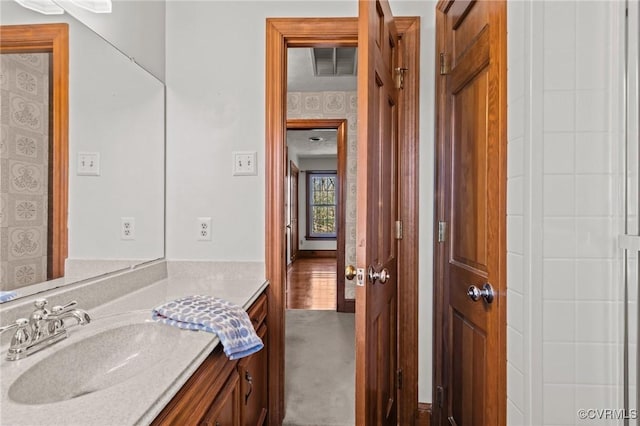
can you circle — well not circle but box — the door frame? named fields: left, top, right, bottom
left=265, top=16, right=420, bottom=425
left=288, top=159, right=299, bottom=264
left=287, top=118, right=350, bottom=312
left=0, top=23, right=69, bottom=281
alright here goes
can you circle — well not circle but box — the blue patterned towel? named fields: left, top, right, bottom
left=0, top=291, right=17, bottom=303
left=152, top=295, right=263, bottom=360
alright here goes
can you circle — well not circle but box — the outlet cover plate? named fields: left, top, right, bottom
left=197, top=217, right=212, bottom=241
left=121, top=217, right=135, bottom=240
left=232, top=151, right=257, bottom=176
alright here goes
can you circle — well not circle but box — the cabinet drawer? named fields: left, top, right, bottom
left=238, top=324, right=268, bottom=426
left=152, top=347, right=237, bottom=425
left=200, top=369, right=241, bottom=426
left=246, top=293, right=267, bottom=329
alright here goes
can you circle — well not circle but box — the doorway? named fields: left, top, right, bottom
left=265, top=16, right=420, bottom=425
left=285, top=118, right=349, bottom=312
left=0, top=24, right=69, bottom=288
left=282, top=46, right=356, bottom=423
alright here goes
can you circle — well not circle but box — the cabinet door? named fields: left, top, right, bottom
left=201, top=370, right=241, bottom=426
left=238, top=324, right=268, bottom=426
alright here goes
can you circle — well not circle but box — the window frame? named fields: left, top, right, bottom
left=305, top=170, right=338, bottom=240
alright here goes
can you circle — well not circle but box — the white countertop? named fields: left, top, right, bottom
left=0, top=276, right=268, bottom=426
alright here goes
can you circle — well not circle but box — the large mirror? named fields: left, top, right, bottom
left=0, top=1, right=165, bottom=301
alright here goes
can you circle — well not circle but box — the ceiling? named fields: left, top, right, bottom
left=286, top=129, right=337, bottom=158
left=287, top=48, right=357, bottom=92
left=287, top=48, right=355, bottom=159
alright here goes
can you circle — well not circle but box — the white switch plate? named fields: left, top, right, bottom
left=77, top=152, right=100, bottom=176
left=232, top=151, right=257, bottom=176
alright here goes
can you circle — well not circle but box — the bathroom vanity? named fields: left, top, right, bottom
left=152, top=292, right=268, bottom=425
left=0, top=262, right=269, bottom=426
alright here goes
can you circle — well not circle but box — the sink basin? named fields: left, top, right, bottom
left=8, top=319, right=186, bottom=405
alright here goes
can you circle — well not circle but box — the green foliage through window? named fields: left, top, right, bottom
left=307, top=172, right=337, bottom=238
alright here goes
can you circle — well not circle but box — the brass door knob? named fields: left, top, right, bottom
left=345, top=265, right=357, bottom=280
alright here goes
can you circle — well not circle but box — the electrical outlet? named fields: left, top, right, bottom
left=197, top=217, right=212, bottom=241
left=232, top=151, right=257, bottom=176
left=77, top=152, right=100, bottom=176
left=121, top=217, right=135, bottom=240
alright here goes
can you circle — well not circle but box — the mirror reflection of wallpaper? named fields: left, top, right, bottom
left=0, top=53, right=50, bottom=291
left=287, top=90, right=357, bottom=299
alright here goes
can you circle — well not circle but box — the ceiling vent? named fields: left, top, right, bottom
left=311, top=47, right=357, bottom=76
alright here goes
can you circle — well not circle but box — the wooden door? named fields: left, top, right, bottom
left=289, top=161, right=299, bottom=263
left=434, top=1, right=507, bottom=425
left=355, top=1, right=399, bottom=424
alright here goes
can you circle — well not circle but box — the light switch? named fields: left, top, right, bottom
left=77, top=152, right=100, bottom=176
left=232, top=151, right=257, bottom=176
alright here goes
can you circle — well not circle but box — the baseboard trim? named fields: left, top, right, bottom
left=297, top=250, right=337, bottom=258
left=417, top=402, right=431, bottom=426
left=340, top=298, right=355, bottom=313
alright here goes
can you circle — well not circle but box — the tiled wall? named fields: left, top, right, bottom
left=506, top=1, right=528, bottom=422
left=0, top=53, right=50, bottom=291
left=287, top=91, right=358, bottom=299
left=507, top=1, right=626, bottom=424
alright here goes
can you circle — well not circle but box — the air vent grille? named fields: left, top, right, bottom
left=311, top=47, right=357, bottom=76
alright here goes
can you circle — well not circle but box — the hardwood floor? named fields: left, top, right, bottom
left=286, top=258, right=337, bottom=310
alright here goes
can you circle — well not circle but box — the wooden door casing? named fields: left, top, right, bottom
left=356, top=1, right=400, bottom=424
left=434, top=1, right=507, bottom=425
left=265, top=17, right=420, bottom=425
left=286, top=118, right=350, bottom=312
left=290, top=161, right=299, bottom=263
left=0, top=24, right=69, bottom=281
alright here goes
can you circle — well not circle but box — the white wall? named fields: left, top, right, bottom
left=0, top=0, right=166, bottom=82
left=56, top=0, right=166, bottom=81
left=507, top=1, right=627, bottom=424
left=166, top=0, right=436, bottom=401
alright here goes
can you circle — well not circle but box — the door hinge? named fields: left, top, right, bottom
left=439, top=52, right=450, bottom=75
left=394, top=67, right=408, bottom=89
left=436, top=385, right=445, bottom=408
left=396, top=369, right=403, bottom=390
left=395, top=220, right=403, bottom=240
left=438, top=221, right=447, bottom=242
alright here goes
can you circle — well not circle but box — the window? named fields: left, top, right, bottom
left=306, top=171, right=337, bottom=239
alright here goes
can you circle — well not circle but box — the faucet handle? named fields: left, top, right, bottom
left=0, top=318, right=29, bottom=335
left=51, top=301, right=77, bottom=314
left=10, top=319, right=30, bottom=346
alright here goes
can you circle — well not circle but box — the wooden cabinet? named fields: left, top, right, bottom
left=238, top=324, right=267, bottom=426
left=201, top=369, right=241, bottom=426
left=152, top=292, right=268, bottom=426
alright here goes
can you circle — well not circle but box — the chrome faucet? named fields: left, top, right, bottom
left=0, top=298, right=91, bottom=361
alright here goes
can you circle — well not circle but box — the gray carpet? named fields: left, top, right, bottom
left=283, top=309, right=355, bottom=426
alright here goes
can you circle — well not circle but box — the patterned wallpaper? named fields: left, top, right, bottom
left=0, top=53, right=50, bottom=291
left=287, top=91, right=357, bottom=299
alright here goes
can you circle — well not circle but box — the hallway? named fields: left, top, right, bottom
left=286, top=258, right=337, bottom=310
left=284, top=257, right=354, bottom=425
left=283, top=309, right=355, bottom=426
